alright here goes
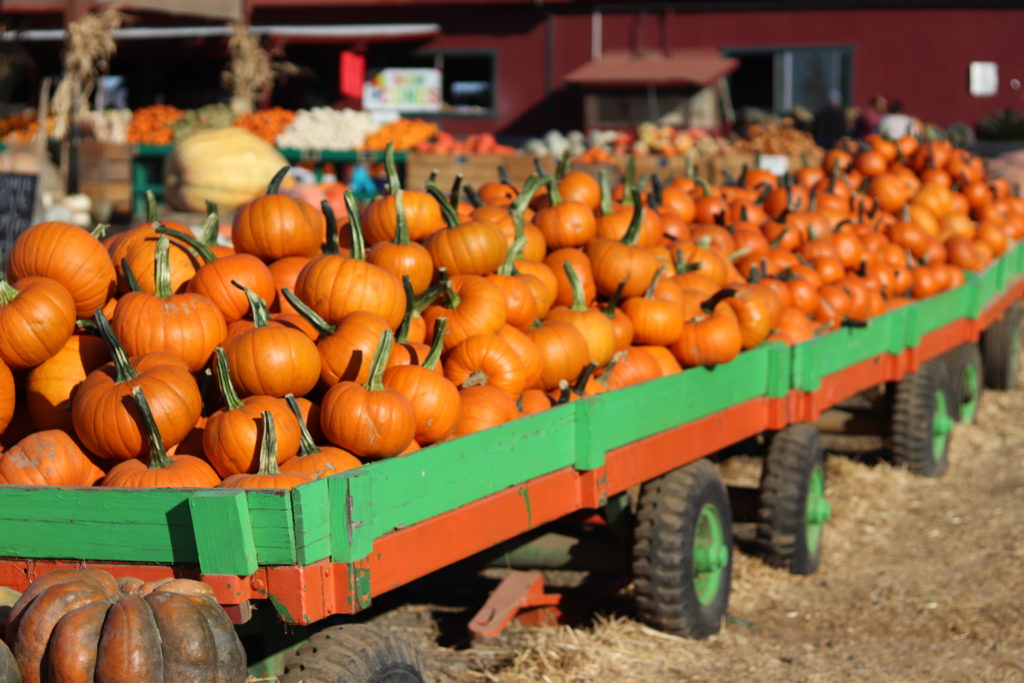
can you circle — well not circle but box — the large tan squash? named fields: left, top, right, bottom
left=164, top=126, right=287, bottom=212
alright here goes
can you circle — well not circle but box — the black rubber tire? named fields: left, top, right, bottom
left=943, top=343, right=984, bottom=423
left=756, top=424, right=827, bottom=575
left=889, top=360, right=953, bottom=478
left=632, top=459, right=732, bottom=639
left=981, top=301, right=1021, bottom=390
left=280, top=623, right=425, bottom=683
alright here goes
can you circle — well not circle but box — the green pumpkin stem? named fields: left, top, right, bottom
left=602, top=279, right=627, bottom=319
left=198, top=201, right=220, bottom=246
left=463, top=184, right=483, bottom=208
left=267, top=167, right=289, bottom=194
left=93, top=308, right=139, bottom=383
left=509, top=175, right=543, bottom=219
left=599, top=169, right=613, bottom=216
left=532, top=157, right=547, bottom=177
left=130, top=386, right=174, bottom=470
left=672, top=248, right=698, bottom=274
left=622, top=190, right=646, bottom=246
left=413, top=283, right=443, bottom=315
left=702, top=288, right=737, bottom=315
left=497, top=236, right=528, bottom=276
left=650, top=174, right=665, bottom=206
left=597, top=351, right=621, bottom=386
left=393, top=188, right=411, bottom=245
left=436, top=267, right=461, bottom=309
left=644, top=266, right=667, bottom=299
left=396, top=275, right=416, bottom=344
left=384, top=142, right=402, bottom=194
left=423, top=317, right=447, bottom=371
left=621, top=157, right=636, bottom=207
left=213, top=347, right=244, bottom=412
left=449, top=173, right=464, bottom=207
left=321, top=200, right=340, bottom=255
left=342, top=191, right=366, bottom=260
left=498, top=165, right=513, bottom=186
left=562, top=261, right=588, bottom=312
left=554, top=379, right=571, bottom=405
left=365, top=329, right=394, bottom=392
left=145, top=190, right=158, bottom=223
left=90, top=223, right=109, bottom=239
left=256, top=409, right=282, bottom=475
left=545, top=176, right=563, bottom=206
left=285, top=394, right=319, bottom=458
left=556, top=150, right=572, bottom=180
left=155, top=226, right=217, bottom=264
left=425, top=182, right=460, bottom=228
left=153, top=235, right=174, bottom=299
left=231, top=280, right=270, bottom=327
left=572, top=362, right=597, bottom=396
left=281, top=287, right=336, bottom=339
left=120, top=258, right=142, bottom=293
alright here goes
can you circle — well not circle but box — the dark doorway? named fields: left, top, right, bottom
left=728, top=53, right=773, bottom=112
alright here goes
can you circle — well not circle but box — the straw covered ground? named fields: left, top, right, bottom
left=371, top=370, right=1024, bottom=682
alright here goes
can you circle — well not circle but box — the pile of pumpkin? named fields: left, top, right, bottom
left=0, top=135, right=1020, bottom=492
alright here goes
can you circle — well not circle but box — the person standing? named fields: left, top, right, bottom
left=812, top=88, right=848, bottom=150
left=878, top=101, right=922, bottom=139
left=854, top=95, right=888, bottom=138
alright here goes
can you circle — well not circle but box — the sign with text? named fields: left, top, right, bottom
left=362, top=68, right=442, bottom=113
left=0, top=173, right=38, bottom=256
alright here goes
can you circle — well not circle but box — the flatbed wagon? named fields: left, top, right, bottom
left=2, top=243, right=1023, bottom=679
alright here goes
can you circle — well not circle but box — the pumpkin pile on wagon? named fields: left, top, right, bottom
left=0, top=135, right=1020, bottom=490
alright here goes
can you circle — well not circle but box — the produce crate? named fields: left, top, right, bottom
left=77, top=140, right=132, bottom=214
left=404, top=153, right=536, bottom=193
left=704, top=148, right=825, bottom=184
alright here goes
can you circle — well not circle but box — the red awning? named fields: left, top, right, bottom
left=565, top=49, right=739, bottom=88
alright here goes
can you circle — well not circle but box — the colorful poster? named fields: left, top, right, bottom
left=362, top=68, right=442, bottom=112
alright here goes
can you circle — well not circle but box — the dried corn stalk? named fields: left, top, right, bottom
left=50, top=8, right=124, bottom=141
left=222, top=22, right=299, bottom=115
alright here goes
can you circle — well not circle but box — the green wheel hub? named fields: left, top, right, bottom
left=692, top=503, right=728, bottom=606
left=932, top=390, right=953, bottom=461
left=804, top=465, right=831, bottom=555
left=957, top=362, right=980, bottom=423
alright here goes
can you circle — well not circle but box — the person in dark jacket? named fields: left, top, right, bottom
left=812, top=88, right=848, bottom=149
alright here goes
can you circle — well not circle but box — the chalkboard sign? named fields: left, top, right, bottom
left=0, top=172, right=38, bottom=256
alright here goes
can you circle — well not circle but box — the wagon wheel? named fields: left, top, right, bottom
left=889, top=360, right=954, bottom=478
left=756, top=423, right=831, bottom=575
left=280, top=623, right=425, bottom=683
left=981, top=301, right=1022, bottom=391
left=632, top=459, right=732, bottom=639
left=943, top=344, right=984, bottom=423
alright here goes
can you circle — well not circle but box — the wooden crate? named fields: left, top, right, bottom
left=77, top=140, right=132, bottom=213
left=704, top=148, right=825, bottom=185
left=404, top=153, right=536, bottom=192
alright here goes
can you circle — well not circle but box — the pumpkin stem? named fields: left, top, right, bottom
left=213, top=347, right=245, bottom=412
left=130, top=386, right=175, bottom=470
left=562, top=260, right=589, bottom=312
left=498, top=165, right=513, bottom=186
left=509, top=175, right=543, bottom=219
left=120, top=258, right=142, bottom=293
left=145, top=190, right=158, bottom=223
left=602, top=279, right=627, bottom=319
left=90, top=223, right=109, bottom=239
left=461, top=370, right=490, bottom=388
left=286, top=394, right=320, bottom=458
left=644, top=266, right=667, bottom=299
left=729, top=246, right=751, bottom=262
left=545, top=176, right=564, bottom=206
left=93, top=308, right=139, bottom=383
left=650, top=174, right=665, bottom=206
left=598, top=169, right=613, bottom=216
left=463, top=184, right=483, bottom=208
left=198, top=201, right=220, bottom=247
left=255, top=409, right=282, bottom=475
left=384, top=142, right=402, bottom=194
left=413, top=283, right=443, bottom=315
left=497, top=236, right=528, bottom=276
left=436, top=267, right=461, bottom=309
left=153, top=235, right=174, bottom=299
left=427, top=169, right=438, bottom=185
left=685, top=154, right=695, bottom=179
left=365, top=329, right=394, bottom=392
left=672, top=248, right=701, bottom=275
left=281, top=287, right=336, bottom=339
left=423, top=317, right=447, bottom=371
left=621, top=190, right=646, bottom=246
left=449, top=173, right=464, bottom=208
left=267, top=167, right=290, bottom=194
left=701, top=288, right=737, bottom=315
left=556, top=150, right=572, bottom=180
left=392, top=188, right=411, bottom=246
left=532, top=157, right=547, bottom=177
left=596, top=351, right=622, bottom=386
left=553, top=379, right=571, bottom=405
left=572, top=362, right=597, bottom=396
left=425, top=181, right=461, bottom=228
left=231, top=280, right=270, bottom=327
left=321, top=200, right=340, bottom=255
left=621, top=157, right=636, bottom=207
left=155, top=225, right=217, bottom=264
left=343, top=191, right=367, bottom=260
left=396, top=275, right=416, bottom=344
